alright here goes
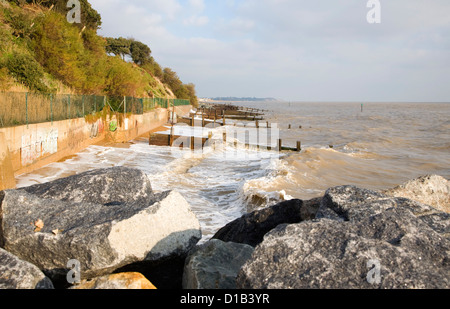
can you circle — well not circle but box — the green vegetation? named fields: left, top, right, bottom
left=6, top=51, right=50, bottom=92
left=0, top=0, right=198, bottom=106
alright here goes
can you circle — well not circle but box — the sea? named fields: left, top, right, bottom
left=16, top=101, right=450, bottom=242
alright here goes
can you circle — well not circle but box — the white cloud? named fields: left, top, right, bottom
left=189, top=0, right=205, bottom=12
left=183, top=15, right=209, bottom=27
left=89, top=0, right=450, bottom=101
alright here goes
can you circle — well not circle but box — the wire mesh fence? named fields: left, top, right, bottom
left=0, top=92, right=191, bottom=128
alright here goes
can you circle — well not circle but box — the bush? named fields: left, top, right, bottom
left=104, top=56, right=149, bottom=97
left=0, top=67, right=12, bottom=91
left=3, top=6, right=34, bottom=38
left=80, top=28, right=107, bottom=94
left=31, top=12, right=85, bottom=90
left=10, top=0, right=102, bottom=29
left=141, top=57, right=164, bottom=79
left=6, top=51, right=49, bottom=92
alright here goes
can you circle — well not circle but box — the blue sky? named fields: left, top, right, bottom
left=89, top=0, right=450, bottom=102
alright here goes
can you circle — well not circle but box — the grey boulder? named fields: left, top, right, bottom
left=21, top=166, right=154, bottom=206
left=237, top=186, right=450, bottom=289
left=0, top=247, right=54, bottom=289
left=212, top=198, right=320, bottom=247
left=383, top=175, right=450, bottom=213
left=183, top=239, right=254, bottom=289
left=0, top=167, right=201, bottom=283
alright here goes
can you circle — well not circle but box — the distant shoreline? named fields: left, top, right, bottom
left=200, top=97, right=278, bottom=103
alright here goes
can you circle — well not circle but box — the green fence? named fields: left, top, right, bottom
left=0, top=92, right=191, bottom=128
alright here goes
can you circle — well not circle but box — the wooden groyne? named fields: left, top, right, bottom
left=149, top=104, right=302, bottom=152
left=197, top=103, right=266, bottom=121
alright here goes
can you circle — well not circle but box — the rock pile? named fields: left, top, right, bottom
left=1, top=170, right=448, bottom=289
left=237, top=185, right=449, bottom=289
left=0, top=167, right=201, bottom=289
left=186, top=175, right=449, bottom=289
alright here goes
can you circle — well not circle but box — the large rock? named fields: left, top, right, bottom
left=316, top=185, right=386, bottom=220
left=318, top=185, right=450, bottom=237
left=0, top=168, right=201, bottom=285
left=21, top=166, right=153, bottom=206
left=182, top=239, right=254, bottom=289
left=237, top=186, right=450, bottom=289
left=383, top=175, right=450, bottom=214
left=0, top=247, right=54, bottom=289
left=212, top=198, right=319, bottom=247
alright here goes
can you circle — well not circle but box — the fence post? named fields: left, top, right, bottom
left=68, top=94, right=71, bottom=119
left=25, top=92, right=28, bottom=128
left=50, top=94, right=53, bottom=125
left=124, top=96, right=127, bottom=115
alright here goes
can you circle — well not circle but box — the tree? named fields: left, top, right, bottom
left=105, top=37, right=130, bottom=60
left=8, top=0, right=102, bottom=29
left=129, top=39, right=151, bottom=65
left=185, top=83, right=198, bottom=107
left=162, top=67, right=183, bottom=94
left=162, top=68, right=198, bottom=105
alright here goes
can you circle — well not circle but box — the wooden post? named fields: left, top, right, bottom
left=297, top=141, right=302, bottom=152
left=191, top=136, right=195, bottom=150
left=288, top=124, right=291, bottom=129
left=256, top=120, right=259, bottom=128
left=245, top=131, right=249, bottom=149
left=278, top=139, right=282, bottom=152
left=169, top=127, right=174, bottom=146
left=223, top=132, right=227, bottom=145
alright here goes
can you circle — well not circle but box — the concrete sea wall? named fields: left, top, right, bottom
left=0, top=105, right=192, bottom=190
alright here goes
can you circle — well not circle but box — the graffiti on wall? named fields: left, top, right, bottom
left=21, top=129, right=58, bottom=166
left=90, top=120, right=104, bottom=138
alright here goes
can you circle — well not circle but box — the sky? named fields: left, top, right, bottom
left=89, top=0, right=450, bottom=102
